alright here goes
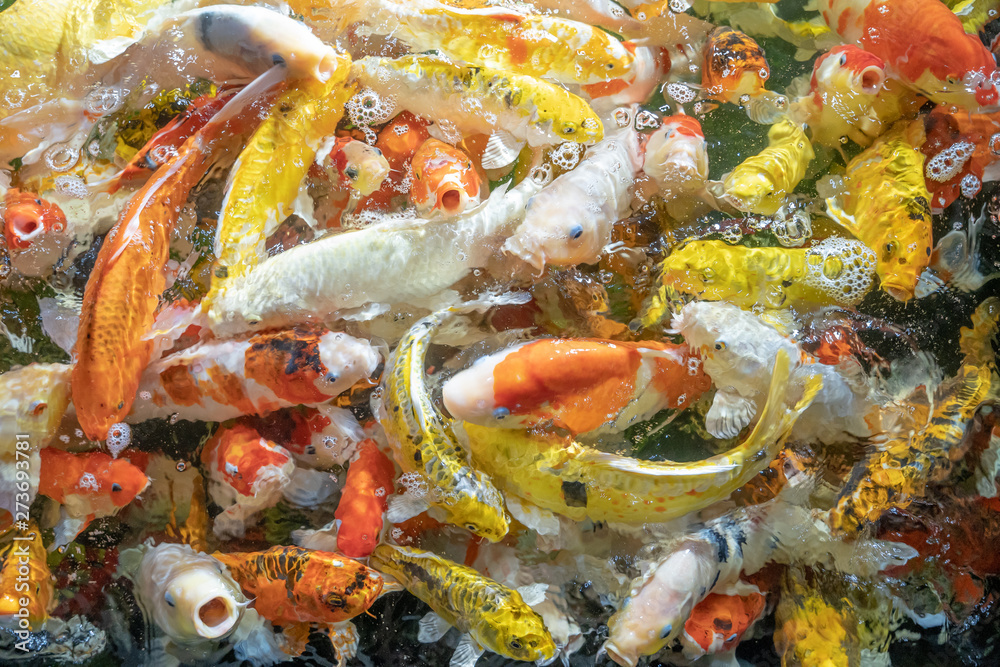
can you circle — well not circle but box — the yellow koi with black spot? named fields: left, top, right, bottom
left=642, top=237, right=877, bottom=327
left=378, top=308, right=509, bottom=542
left=206, top=63, right=353, bottom=305
left=720, top=119, right=814, bottom=215
left=825, top=122, right=933, bottom=301
left=370, top=544, right=556, bottom=664
left=828, top=364, right=993, bottom=536
left=463, top=349, right=820, bottom=523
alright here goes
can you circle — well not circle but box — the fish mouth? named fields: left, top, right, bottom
left=880, top=279, right=914, bottom=303
left=194, top=594, right=241, bottom=639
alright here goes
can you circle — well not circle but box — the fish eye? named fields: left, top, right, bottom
left=839, top=54, right=847, bottom=66
left=509, top=640, right=522, bottom=650
left=562, top=123, right=577, bottom=135
left=569, top=224, right=584, bottom=240
left=346, top=166, right=360, bottom=180
left=714, top=342, right=726, bottom=351
left=946, top=75, right=959, bottom=84
left=606, top=63, right=614, bottom=70
left=165, top=591, right=175, bottom=607
left=112, top=483, right=122, bottom=493
left=465, top=523, right=478, bottom=532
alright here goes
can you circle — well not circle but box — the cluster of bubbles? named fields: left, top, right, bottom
left=54, top=175, right=89, bottom=199
left=664, top=82, right=697, bottom=105
left=84, top=86, right=126, bottom=117
left=548, top=142, right=585, bottom=171
left=926, top=141, right=975, bottom=182
left=803, top=237, right=878, bottom=305
left=106, top=422, right=132, bottom=459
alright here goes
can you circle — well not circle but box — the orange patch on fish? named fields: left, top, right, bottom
left=200, top=423, right=291, bottom=497
left=684, top=589, right=767, bottom=654
left=243, top=327, right=332, bottom=404
left=409, top=138, right=481, bottom=216
left=38, top=448, right=150, bottom=519
left=2, top=189, right=66, bottom=250
left=701, top=26, right=769, bottom=104
left=334, top=439, right=396, bottom=558
left=357, top=112, right=431, bottom=213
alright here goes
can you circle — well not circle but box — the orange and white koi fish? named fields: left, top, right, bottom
left=0, top=523, right=53, bottom=631
left=442, top=338, right=710, bottom=435
left=679, top=585, right=767, bottom=664
left=284, top=405, right=367, bottom=469
left=38, top=448, right=150, bottom=544
left=0, top=363, right=72, bottom=524
left=701, top=26, right=787, bottom=123
left=355, top=112, right=430, bottom=214
left=409, top=139, right=482, bottom=217
left=72, top=77, right=278, bottom=441
left=321, top=136, right=390, bottom=197
left=2, top=189, right=67, bottom=250
left=322, top=0, right=636, bottom=85
left=919, top=104, right=1000, bottom=213
left=673, top=300, right=877, bottom=444
left=818, top=0, right=1000, bottom=110
left=789, top=45, right=889, bottom=147
left=201, top=423, right=295, bottom=540
left=917, top=201, right=1000, bottom=297
left=213, top=546, right=383, bottom=666
left=127, top=326, right=380, bottom=424
left=581, top=46, right=670, bottom=111
left=825, top=121, right=933, bottom=301
left=334, top=439, right=396, bottom=558
left=503, top=117, right=641, bottom=270
left=642, top=114, right=708, bottom=196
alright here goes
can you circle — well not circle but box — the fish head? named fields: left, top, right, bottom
left=871, top=198, right=933, bottom=302
left=555, top=116, right=603, bottom=144
left=482, top=602, right=557, bottom=663
left=657, top=242, right=743, bottom=303
left=643, top=115, right=708, bottom=191
left=376, top=112, right=430, bottom=169
left=410, top=139, right=481, bottom=216
left=162, top=566, right=245, bottom=642
left=913, top=67, right=1000, bottom=112
left=812, top=45, right=885, bottom=97
left=701, top=27, right=769, bottom=104
left=3, top=189, right=67, bottom=250
left=108, top=458, right=151, bottom=508
left=337, top=140, right=390, bottom=196
left=201, top=424, right=293, bottom=497
left=447, top=492, right=509, bottom=543
left=319, top=557, right=384, bottom=619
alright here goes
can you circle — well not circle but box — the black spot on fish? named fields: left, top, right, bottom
left=561, top=480, right=588, bottom=507
left=197, top=11, right=216, bottom=53
left=706, top=528, right=729, bottom=562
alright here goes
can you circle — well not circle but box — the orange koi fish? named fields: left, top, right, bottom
left=920, top=104, right=1000, bottom=212
left=72, top=81, right=278, bottom=441
left=38, top=448, right=149, bottom=543
left=409, top=138, right=482, bottom=217
left=322, top=136, right=390, bottom=197
left=442, top=338, right=711, bottom=436
left=108, top=93, right=229, bottom=193
left=283, top=405, right=367, bottom=469
left=213, top=546, right=383, bottom=665
left=680, top=585, right=767, bottom=661
left=334, top=439, right=396, bottom=558
left=701, top=26, right=786, bottom=123
left=128, top=326, right=380, bottom=424
left=200, top=423, right=295, bottom=539
left=818, top=0, right=1000, bottom=110
left=356, top=112, right=431, bottom=214
left=2, top=189, right=67, bottom=250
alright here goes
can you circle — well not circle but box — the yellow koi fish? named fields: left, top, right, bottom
left=0, top=523, right=53, bottom=631
left=774, top=567, right=859, bottom=667
left=463, top=349, right=820, bottom=523
left=377, top=306, right=509, bottom=541
left=642, top=236, right=877, bottom=325
left=718, top=119, right=814, bottom=215
left=371, top=544, right=556, bottom=666
left=825, top=122, right=933, bottom=301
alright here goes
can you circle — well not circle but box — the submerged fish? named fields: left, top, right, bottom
left=442, top=338, right=710, bottom=435
left=2, top=189, right=67, bottom=250
left=642, top=114, right=709, bottom=197
left=334, top=439, right=396, bottom=558
left=322, top=136, right=391, bottom=197
left=0, top=523, right=53, bottom=631
left=370, top=544, right=557, bottom=667
left=409, top=139, right=482, bottom=217
left=719, top=119, right=814, bottom=215
left=701, top=26, right=787, bottom=123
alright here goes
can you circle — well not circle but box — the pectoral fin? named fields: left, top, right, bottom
left=418, top=611, right=452, bottom=644
left=705, top=392, right=757, bottom=440
left=482, top=130, right=524, bottom=170
left=450, top=635, right=485, bottom=667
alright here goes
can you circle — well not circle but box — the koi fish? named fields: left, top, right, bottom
left=334, top=439, right=396, bottom=558
left=919, top=104, right=1000, bottom=213
left=503, top=118, right=641, bottom=270
left=718, top=119, right=815, bottom=215
left=213, top=546, right=383, bottom=666
left=960, top=296, right=1000, bottom=369
left=828, top=364, right=992, bottom=536
left=642, top=114, right=708, bottom=197
left=679, top=585, right=767, bottom=663
left=72, top=78, right=278, bottom=441
left=774, top=567, right=859, bottom=667
left=127, top=326, right=380, bottom=424
left=917, top=201, right=1000, bottom=297
left=124, top=542, right=247, bottom=648
left=0, top=363, right=72, bottom=522
left=825, top=122, right=933, bottom=301
left=947, top=0, right=1000, bottom=33
left=377, top=305, right=510, bottom=541
left=2, top=188, right=67, bottom=252
left=326, top=0, right=635, bottom=85
left=464, top=349, right=820, bottom=523
left=409, top=139, right=482, bottom=217
left=283, top=405, right=367, bottom=469
left=206, top=166, right=551, bottom=335
left=0, top=523, right=53, bottom=631
left=788, top=45, right=889, bottom=147
left=351, top=55, right=603, bottom=169
left=207, top=71, right=353, bottom=307
left=200, top=423, right=295, bottom=539
left=642, top=237, right=877, bottom=324
left=322, top=136, right=390, bottom=197
left=109, top=93, right=230, bottom=193
left=352, top=112, right=431, bottom=215
left=370, top=544, right=557, bottom=667
left=701, top=26, right=788, bottom=123
left=37, top=448, right=150, bottom=544
left=441, top=338, right=710, bottom=435
left=673, top=300, right=877, bottom=443
left=818, top=0, right=999, bottom=110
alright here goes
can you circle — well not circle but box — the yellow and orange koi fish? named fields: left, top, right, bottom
left=409, top=139, right=482, bottom=217
left=442, top=338, right=710, bottom=436
left=2, top=189, right=67, bottom=250
left=0, top=523, right=53, bottom=631
left=701, top=26, right=787, bottom=123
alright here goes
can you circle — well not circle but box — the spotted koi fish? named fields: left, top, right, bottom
left=370, top=544, right=556, bottom=666
left=463, top=349, right=820, bottom=524
left=680, top=585, right=767, bottom=663
left=334, top=439, right=396, bottom=558
left=828, top=364, right=993, bottom=536
left=377, top=307, right=510, bottom=542
left=818, top=0, right=999, bottom=110
left=825, top=121, right=933, bottom=301
left=2, top=189, right=67, bottom=250
left=701, top=26, right=787, bottom=123
left=72, top=81, right=278, bottom=441
left=719, top=119, right=814, bottom=215
left=213, top=546, right=383, bottom=666
left=442, top=338, right=710, bottom=436
left=127, top=326, right=380, bottom=424
left=0, top=523, right=53, bottom=630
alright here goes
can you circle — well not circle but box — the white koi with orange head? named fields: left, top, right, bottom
left=409, top=138, right=482, bottom=217
left=642, top=114, right=708, bottom=196
left=818, top=0, right=1000, bottom=111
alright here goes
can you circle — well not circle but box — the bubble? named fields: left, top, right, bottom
left=54, top=175, right=88, bottom=199
left=635, top=110, right=659, bottom=130
left=397, top=472, right=428, bottom=498
left=393, top=124, right=409, bottom=136
left=77, top=472, right=99, bottom=492
left=176, top=461, right=187, bottom=472
left=549, top=142, right=585, bottom=170
left=926, top=141, right=974, bottom=182
left=84, top=86, right=125, bottom=117
left=664, top=83, right=697, bottom=104
left=106, top=422, right=131, bottom=458
left=613, top=108, right=631, bottom=127
left=802, top=237, right=877, bottom=306
left=139, top=391, right=151, bottom=401
left=149, top=144, right=178, bottom=165
left=668, top=0, right=690, bottom=11
left=991, top=133, right=1000, bottom=156
left=4, top=88, right=26, bottom=107
left=346, top=89, right=396, bottom=127
left=960, top=173, right=982, bottom=199
left=169, top=413, right=179, bottom=424
left=44, top=144, right=79, bottom=172
left=374, top=486, right=387, bottom=497
left=390, top=527, right=403, bottom=541
left=87, top=140, right=101, bottom=157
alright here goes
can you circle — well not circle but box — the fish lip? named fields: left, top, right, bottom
left=193, top=592, right=242, bottom=639
left=880, top=280, right=914, bottom=302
